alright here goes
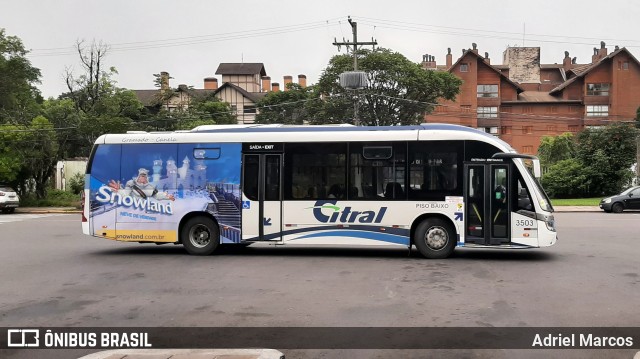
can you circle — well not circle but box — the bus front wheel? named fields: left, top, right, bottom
left=414, top=218, right=456, bottom=259
left=181, top=217, right=220, bottom=255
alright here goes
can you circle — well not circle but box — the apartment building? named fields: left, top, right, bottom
left=424, top=43, right=640, bottom=154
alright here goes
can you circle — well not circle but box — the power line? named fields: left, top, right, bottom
left=356, top=17, right=640, bottom=47
left=28, top=20, right=344, bottom=57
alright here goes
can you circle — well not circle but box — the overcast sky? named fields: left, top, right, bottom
left=2, top=0, right=639, bottom=98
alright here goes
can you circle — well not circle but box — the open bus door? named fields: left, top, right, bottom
left=241, top=144, right=283, bottom=242
left=463, top=160, right=511, bottom=245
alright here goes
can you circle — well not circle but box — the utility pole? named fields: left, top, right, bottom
left=333, top=16, right=377, bottom=125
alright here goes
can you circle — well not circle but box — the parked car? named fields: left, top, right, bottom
left=600, top=186, right=640, bottom=213
left=0, top=186, right=20, bottom=214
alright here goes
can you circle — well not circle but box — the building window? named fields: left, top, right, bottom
left=586, top=105, right=609, bottom=117
left=501, top=126, right=512, bottom=134
left=477, top=84, right=498, bottom=98
left=568, top=105, right=580, bottom=113
left=547, top=125, right=557, bottom=133
left=568, top=125, right=579, bottom=133
left=546, top=106, right=558, bottom=114
left=477, top=106, right=498, bottom=118
left=522, top=146, right=533, bottom=154
left=619, top=61, right=629, bottom=70
left=502, top=106, right=512, bottom=113
left=231, top=105, right=237, bottom=114
left=460, top=63, right=469, bottom=72
left=483, top=127, right=499, bottom=135
left=586, top=83, right=610, bottom=96
left=522, top=106, right=532, bottom=114
left=522, top=126, right=533, bottom=134
left=460, top=105, right=472, bottom=113
left=243, top=105, right=257, bottom=114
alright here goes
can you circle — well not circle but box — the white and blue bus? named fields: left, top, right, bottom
left=82, top=124, right=557, bottom=259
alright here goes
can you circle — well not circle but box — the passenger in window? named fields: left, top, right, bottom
left=328, top=184, right=343, bottom=199
left=385, top=182, right=404, bottom=199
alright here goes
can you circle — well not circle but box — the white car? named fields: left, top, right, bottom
left=0, top=186, right=19, bottom=214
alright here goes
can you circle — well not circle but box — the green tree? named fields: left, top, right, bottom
left=0, top=28, right=42, bottom=124
left=187, top=93, right=237, bottom=127
left=537, top=132, right=575, bottom=169
left=0, top=124, right=24, bottom=185
left=541, top=158, right=589, bottom=198
left=255, top=83, right=317, bottom=124
left=316, top=48, right=462, bottom=126
left=575, top=123, right=637, bottom=195
left=17, top=116, right=59, bottom=198
left=540, top=123, right=638, bottom=197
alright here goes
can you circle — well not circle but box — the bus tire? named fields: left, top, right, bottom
left=612, top=202, right=624, bottom=213
left=414, top=218, right=456, bottom=259
left=181, top=216, right=220, bottom=255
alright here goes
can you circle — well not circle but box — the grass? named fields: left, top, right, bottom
left=20, top=189, right=81, bottom=208
left=551, top=198, right=601, bottom=206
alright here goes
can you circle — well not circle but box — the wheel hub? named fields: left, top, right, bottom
left=425, top=226, right=447, bottom=250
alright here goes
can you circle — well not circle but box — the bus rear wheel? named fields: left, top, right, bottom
left=181, top=217, right=220, bottom=255
left=414, top=218, right=456, bottom=259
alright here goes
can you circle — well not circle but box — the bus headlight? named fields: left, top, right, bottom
left=544, top=215, right=556, bottom=232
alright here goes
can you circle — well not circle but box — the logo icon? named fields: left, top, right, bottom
left=7, top=329, right=40, bottom=347
left=242, top=201, right=251, bottom=209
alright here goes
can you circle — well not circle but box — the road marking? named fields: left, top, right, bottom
left=0, top=213, right=66, bottom=225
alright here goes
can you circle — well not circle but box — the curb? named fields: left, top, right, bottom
left=15, top=209, right=81, bottom=214
left=77, top=348, right=285, bottom=359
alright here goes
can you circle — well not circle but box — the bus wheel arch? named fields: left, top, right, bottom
left=179, top=212, right=220, bottom=255
left=411, top=214, right=457, bottom=259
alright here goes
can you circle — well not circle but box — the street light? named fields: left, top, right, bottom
left=339, top=71, right=368, bottom=126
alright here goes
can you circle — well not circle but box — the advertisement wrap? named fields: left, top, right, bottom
left=88, top=143, right=242, bottom=243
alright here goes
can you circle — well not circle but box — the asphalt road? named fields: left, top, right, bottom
left=0, top=212, right=639, bottom=358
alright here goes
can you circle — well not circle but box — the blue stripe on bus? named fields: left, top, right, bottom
left=291, top=230, right=410, bottom=245
left=243, top=225, right=410, bottom=242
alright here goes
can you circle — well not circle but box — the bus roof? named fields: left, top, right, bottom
left=98, top=123, right=515, bottom=152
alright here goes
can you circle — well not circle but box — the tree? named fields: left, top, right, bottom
left=540, top=123, right=638, bottom=197
left=0, top=28, right=42, bottom=124
left=187, top=92, right=237, bottom=127
left=61, top=40, right=145, bottom=156
left=17, top=116, right=59, bottom=198
left=255, top=83, right=317, bottom=124
left=541, top=158, right=589, bottom=198
left=575, top=123, right=638, bottom=195
left=537, top=132, right=575, bottom=169
left=316, top=48, right=462, bottom=126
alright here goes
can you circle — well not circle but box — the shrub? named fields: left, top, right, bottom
left=68, top=173, right=85, bottom=195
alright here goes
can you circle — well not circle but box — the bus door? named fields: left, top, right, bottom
left=464, top=161, right=510, bottom=245
left=241, top=145, right=283, bottom=241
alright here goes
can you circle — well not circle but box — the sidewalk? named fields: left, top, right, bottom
left=553, top=206, right=601, bottom=212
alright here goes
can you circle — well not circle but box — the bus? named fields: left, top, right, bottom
left=82, top=124, right=557, bottom=259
